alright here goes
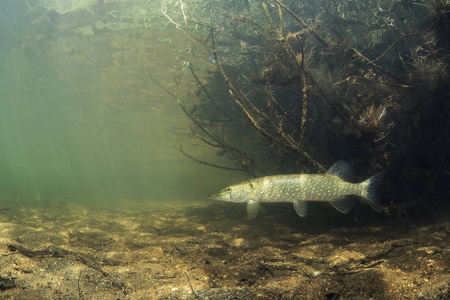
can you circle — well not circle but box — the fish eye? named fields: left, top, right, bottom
left=226, top=187, right=232, bottom=191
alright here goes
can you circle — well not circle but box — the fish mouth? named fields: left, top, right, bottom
left=208, top=193, right=221, bottom=200
left=208, top=192, right=228, bottom=201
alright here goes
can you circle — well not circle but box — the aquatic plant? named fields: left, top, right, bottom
left=155, top=0, right=450, bottom=215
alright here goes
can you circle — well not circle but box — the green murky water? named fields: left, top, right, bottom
left=0, top=0, right=242, bottom=207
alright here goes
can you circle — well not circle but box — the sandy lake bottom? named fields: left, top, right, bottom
left=0, top=201, right=449, bottom=299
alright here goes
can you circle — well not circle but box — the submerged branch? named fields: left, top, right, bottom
left=271, top=0, right=328, bottom=47
left=174, top=145, right=245, bottom=172
left=189, top=126, right=222, bottom=148
left=148, top=71, right=224, bottom=147
left=149, top=67, right=264, bottom=176
left=351, top=47, right=405, bottom=84
left=333, top=76, right=419, bottom=88
left=188, top=64, right=233, bottom=121
left=369, top=26, right=436, bottom=64
left=209, top=5, right=326, bottom=172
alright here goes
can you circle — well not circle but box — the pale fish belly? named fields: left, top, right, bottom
left=250, top=174, right=362, bottom=203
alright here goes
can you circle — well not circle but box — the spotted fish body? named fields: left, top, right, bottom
left=208, top=161, right=384, bottom=219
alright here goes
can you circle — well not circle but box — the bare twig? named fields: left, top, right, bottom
left=189, top=126, right=222, bottom=148
left=264, top=85, right=295, bottom=128
left=351, top=47, right=404, bottom=83
left=271, top=0, right=328, bottom=47
left=333, top=76, right=418, bottom=88
left=174, top=145, right=244, bottom=172
left=78, top=270, right=84, bottom=300
left=184, top=272, right=199, bottom=298
left=369, top=26, right=436, bottom=64
left=188, top=64, right=233, bottom=120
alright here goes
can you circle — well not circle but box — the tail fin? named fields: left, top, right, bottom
left=361, top=171, right=386, bottom=212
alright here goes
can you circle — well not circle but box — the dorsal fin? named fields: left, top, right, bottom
left=327, top=160, right=353, bottom=181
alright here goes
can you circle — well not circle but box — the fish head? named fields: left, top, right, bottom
left=208, top=181, right=253, bottom=203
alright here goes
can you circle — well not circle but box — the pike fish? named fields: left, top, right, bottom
left=208, top=160, right=384, bottom=219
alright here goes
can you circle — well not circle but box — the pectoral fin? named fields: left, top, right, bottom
left=330, top=196, right=355, bottom=213
left=293, top=200, right=308, bottom=217
left=247, top=200, right=260, bottom=219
